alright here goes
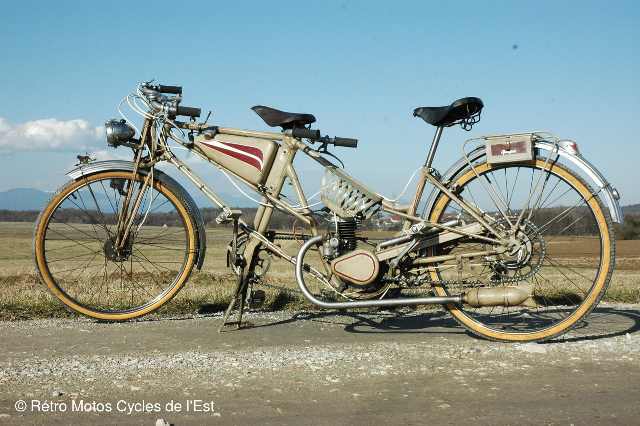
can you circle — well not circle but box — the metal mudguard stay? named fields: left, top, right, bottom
left=422, top=141, right=623, bottom=224
left=66, top=160, right=207, bottom=269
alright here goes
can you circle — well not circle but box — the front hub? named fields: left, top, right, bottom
left=103, top=236, right=133, bottom=262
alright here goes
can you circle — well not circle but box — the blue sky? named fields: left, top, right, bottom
left=1, top=0, right=638, bottom=208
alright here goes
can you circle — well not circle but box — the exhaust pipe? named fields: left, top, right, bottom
left=463, top=284, right=536, bottom=308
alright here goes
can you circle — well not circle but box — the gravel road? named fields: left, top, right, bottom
left=1, top=304, right=639, bottom=425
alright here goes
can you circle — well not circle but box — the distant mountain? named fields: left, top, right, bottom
left=0, top=188, right=52, bottom=211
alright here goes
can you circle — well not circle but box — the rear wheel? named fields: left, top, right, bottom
left=426, top=159, right=615, bottom=342
left=33, top=170, right=199, bottom=320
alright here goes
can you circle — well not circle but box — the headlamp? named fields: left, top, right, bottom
left=105, top=119, right=137, bottom=148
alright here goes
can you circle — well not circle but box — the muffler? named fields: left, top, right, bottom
left=463, top=284, right=536, bottom=308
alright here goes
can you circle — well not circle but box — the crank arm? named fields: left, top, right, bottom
left=388, top=239, right=420, bottom=269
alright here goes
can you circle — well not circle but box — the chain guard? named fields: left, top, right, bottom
left=384, top=217, right=546, bottom=288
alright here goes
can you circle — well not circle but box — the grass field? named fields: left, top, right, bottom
left=1, top=222, right=638, bottom=320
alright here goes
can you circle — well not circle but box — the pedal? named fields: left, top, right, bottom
left=246, top=290, right=266, bottom=309
left=320, top=288, right=339, bottom=301
left=216, top=209, right=242, bottom=224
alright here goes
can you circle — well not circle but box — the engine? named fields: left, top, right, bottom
left=322, top=217, right=381, bottom=287
left=322, top=217, right=360, bottom=258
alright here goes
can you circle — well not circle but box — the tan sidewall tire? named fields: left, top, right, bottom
left=428, top=160, right=614, bottom=342
left=34, top=171, right=197, bottom=320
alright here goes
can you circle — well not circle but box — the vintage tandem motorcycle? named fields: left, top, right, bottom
left=33, top=82, right=622, bottom=342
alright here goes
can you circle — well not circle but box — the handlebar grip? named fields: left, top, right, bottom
left=175, top=106, right=201, bottom=117
left=333, top=137, right=358, bottom=148
left=291, top=128, right=321, bottom=140
left=157, top=85, right=182, bottom=94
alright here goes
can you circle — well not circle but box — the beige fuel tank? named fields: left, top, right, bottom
left=195, top=133, right=279, bottom=185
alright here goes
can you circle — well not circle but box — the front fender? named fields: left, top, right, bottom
left=423, top=141, right=623, bottom=224
left=67, top=160, right=207, bottom=269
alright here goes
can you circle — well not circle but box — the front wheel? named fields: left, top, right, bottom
left=426, top=159, right=615, bottom=342
left=33, top=169, right=200, bottom=320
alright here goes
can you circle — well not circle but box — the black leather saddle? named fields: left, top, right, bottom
left=413, top=97, right=483, bottom=127
left=252, top=105, right=316, bottom=129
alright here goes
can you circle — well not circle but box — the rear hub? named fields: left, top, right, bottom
left=491, top=217, right=545, bottom=280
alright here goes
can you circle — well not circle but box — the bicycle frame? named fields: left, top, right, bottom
left=92, top=114, right=502, bottom=308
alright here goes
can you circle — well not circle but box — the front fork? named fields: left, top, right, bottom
left=113, top=172, right=152, bottom=251
left=112, top=117, right=159, bottom=251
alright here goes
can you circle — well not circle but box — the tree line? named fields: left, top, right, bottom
left=616, top=214, right=640, bottom=240
left=2, top=208, right=639, bottom=239
left=0, top=208, right=398, bottom=231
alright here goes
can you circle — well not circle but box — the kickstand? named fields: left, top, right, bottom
left=218, top=272, right=249, bottom=332
left=218, top=216, right=248, bottom=332
left=218, top=219, right=264, bottom=332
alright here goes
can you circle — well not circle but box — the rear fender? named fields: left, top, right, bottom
left=423, top=141, right=623, bottom=224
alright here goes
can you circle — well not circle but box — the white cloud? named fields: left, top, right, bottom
left=89, top=149, right=134, bottom=162
left=0, top=117, right=104, bottom=154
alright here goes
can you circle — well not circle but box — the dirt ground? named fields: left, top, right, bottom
left=1, top=305, right=638, bottom=426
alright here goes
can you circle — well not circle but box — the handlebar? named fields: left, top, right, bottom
left=290, top=128, right=321, bottom=140
left=333, top=136, right=358, bottom=148
left=141, top=83, right=182, bottom=95
left=156, top=85, right=182, bottom=94
left=175, top=105, right=201, bottom=117
left=138, top=83, right=354, bottom=144
left=141, top=83, right=200, bottom=117
left=150, top=100, right=201, bottom=118
left=285, top=128, right=358, bottom=148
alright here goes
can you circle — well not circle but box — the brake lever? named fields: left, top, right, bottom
left=316, top=143, right=345, bottom=169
